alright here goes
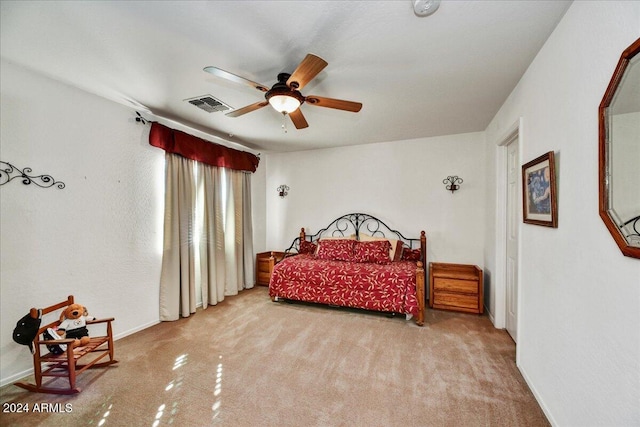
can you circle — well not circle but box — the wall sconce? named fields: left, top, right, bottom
left=277, top=185, right=290, bottom=198
left=443, top=176, right=463, bottom=193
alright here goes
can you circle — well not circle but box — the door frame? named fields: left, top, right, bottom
left=494, top=118, right=523, bottom=361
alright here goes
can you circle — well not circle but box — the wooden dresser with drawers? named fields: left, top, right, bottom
left=429, top=262, right=484, bottom=314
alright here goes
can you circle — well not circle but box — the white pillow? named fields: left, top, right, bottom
left=318, top=235, right=356, bottom=240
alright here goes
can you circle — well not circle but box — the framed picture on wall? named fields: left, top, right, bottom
left=522, top=151, right=558, bottom=227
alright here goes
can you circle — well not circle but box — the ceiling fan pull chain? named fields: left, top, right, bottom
left=282, top=111, right=288, bottom=133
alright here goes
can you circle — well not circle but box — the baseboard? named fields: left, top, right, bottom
left=1, top=368, right=36, bottom=388
left=113, top=319, right=160, bottom=341
left=0, top=319, right=161, bottom=388
left=485, top=305, right=497, bottom=327
left=518, top=363, right=558, bottom=426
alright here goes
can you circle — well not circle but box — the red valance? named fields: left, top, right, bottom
left=149, top=122, right=259, bottom=172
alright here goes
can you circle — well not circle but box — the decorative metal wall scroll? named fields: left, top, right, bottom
left=443, top=176, right=463, bottom=193
left=0, top=161, right=66, bottom=189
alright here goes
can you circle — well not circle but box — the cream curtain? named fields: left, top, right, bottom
left=242, top=172, right=255, bottom=289
left=199, top=164, right=226, bottom=308
left=159, top=154, right=255, bottom=321
left=224, top=169, right=256, bottom=294
left=159, top=154, right=197, bottom=321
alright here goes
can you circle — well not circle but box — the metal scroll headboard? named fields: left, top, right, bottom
left=284, top=213, right=422, bottom=253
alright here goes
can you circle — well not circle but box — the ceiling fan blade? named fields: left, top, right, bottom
left=226, top=101, right=269, bottom=117
left=289, top=109, right=309, bottom=129
left=305, top=96, right=363, bottom=112
left=286, top=54, right=328, bottom=91
left=204, top=66, right=268, bottom=92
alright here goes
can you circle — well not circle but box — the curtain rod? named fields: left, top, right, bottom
left=133, top=111, right=260, bottom=158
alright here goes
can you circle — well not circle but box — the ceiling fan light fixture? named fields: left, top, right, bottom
left=207, top=54, right=361, bottom=130
left=268, top=94, right=301, bottom=114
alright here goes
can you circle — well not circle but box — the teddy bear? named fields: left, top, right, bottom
left=49, top=303, right=95, bottom=348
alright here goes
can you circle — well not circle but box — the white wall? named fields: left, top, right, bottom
left=0, top=59, right=267, bottom=386
left=265, top=133, right=486, bottom=267
left=0, top=59, right=164, bottom=384
left=484, top=2, right=640, bottom=425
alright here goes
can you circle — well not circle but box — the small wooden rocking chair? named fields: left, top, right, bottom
left=14, top=295, right=118, bottom=394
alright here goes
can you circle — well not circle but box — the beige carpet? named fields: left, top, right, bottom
left=0, top=287, right=549, bottom=427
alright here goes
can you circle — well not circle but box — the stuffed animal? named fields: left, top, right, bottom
left=51, top=303, right=95, bottom=347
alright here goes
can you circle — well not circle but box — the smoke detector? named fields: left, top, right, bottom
left=413, top=0, right=440, bottom=17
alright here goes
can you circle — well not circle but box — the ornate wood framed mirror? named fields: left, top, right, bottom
left=599, top=37, right=640, bottom=259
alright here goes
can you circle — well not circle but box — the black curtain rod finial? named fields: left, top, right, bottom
left=135, top=111, right=148, bottom=125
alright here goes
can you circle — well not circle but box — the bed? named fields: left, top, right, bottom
left=268, top=213, right=426, bottom=326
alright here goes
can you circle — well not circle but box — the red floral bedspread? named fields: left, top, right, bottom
left=268, top=254, right=419, bottom=316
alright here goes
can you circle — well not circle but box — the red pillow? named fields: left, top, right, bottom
left=316, top=239, right=355, bottom=262
left=353, top=240, right=391, bottom=264
left=401, top=247, right=422, bottom=262
left=299, top=240, right=317, bottom=255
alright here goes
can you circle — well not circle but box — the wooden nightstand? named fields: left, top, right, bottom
left=429, top=262, right=484, bottom=314
left=255, top=251, right=286, bottom=286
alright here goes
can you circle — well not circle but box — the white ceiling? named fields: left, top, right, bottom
left=0, top=1, right=572, bottom=153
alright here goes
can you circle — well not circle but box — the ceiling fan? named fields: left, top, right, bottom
left=203, top=54, right=362, bottom=130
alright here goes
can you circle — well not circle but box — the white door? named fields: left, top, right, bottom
left=506, top=137, right=519, bottom=342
